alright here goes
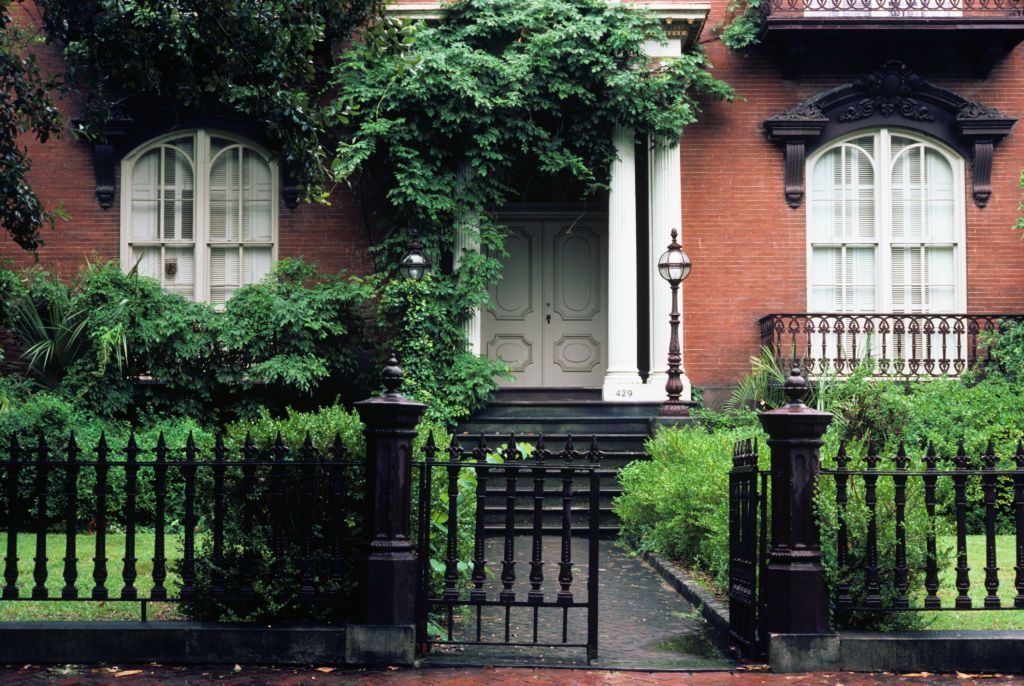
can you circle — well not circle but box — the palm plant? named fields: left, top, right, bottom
left=10, top=289, right=89, bottom=389
left=726, top=346, right=791, bottom=411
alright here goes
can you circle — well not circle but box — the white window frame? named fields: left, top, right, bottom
left=805, top=128, right=967, bottom=315
left=119, top=129, right=279, bottom=303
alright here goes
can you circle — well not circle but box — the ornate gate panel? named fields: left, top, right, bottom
left=728, top=438, right=767, bottom=658
left=415, top=433, right=601, bottom=660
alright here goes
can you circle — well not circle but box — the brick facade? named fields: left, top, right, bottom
left=681, top=32, right=1024, bottom=388
left=3, top=1, right=1024, bottom=390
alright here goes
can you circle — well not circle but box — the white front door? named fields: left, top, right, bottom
left=483, top=216, right=607, bottom=387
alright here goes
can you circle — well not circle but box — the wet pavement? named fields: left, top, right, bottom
left=2, top=665, right=1023, bottom=685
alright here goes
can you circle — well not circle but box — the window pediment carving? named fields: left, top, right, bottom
left=764, top=61, right=1016, bottom=208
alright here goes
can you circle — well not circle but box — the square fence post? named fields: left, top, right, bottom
left=355, top=354, right=426, bottom=626
left=758, top=367, right=832, bottom=636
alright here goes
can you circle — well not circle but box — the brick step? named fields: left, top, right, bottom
left=457, top=416, right=652, bottom=435
left=472, top=400, right=663, bottom=420
left=451, top=432, right=649, bottom=453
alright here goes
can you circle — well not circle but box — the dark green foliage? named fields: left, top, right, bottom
left=332, top=0, right=732, bottom=228
left=1, top=259, right=370, bottom=422
left=0, top=2, right=65, bottom=250
left=38, top=0, right=376, bottom=200
left=616, top=421, right=945, bottom=630
left=815, top=433, right=949, bottom=630
left=1015, top=169, right=1024, bottom=233
left=373, top=260, right=506, bottom=424
left=0, top=396, right=217, bottom=530
left=615, top=426, right=758, bottom=590
left=182, top=406, right=366, bottom=622
left=217, top=258, right=374, bottom=412
left=718, top=0, right=763, bottom=50
left=980, top=318, right=1024, bottom=384
left=412, top=423, right=477, bottom=606
left=619, top=325, right=1024, bottom=629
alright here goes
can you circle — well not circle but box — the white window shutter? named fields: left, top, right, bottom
left=131, top=150, right=160, bottom=242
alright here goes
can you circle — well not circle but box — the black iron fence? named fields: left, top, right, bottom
left=824, top=440, right=1024, bottom=613
left=1, top=431, right=363, bottom=617
left=759, top=313, right=1024, bottom=379
left=766, top=0, right=1024, bottom=17
left=727, top=370, right=1024, bottom=662
left=416, top=432, right=601, bottom=660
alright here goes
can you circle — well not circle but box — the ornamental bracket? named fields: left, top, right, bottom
left=85, top=106, right=134, bottom=209
left=764, top=61, right=1016, bottom=209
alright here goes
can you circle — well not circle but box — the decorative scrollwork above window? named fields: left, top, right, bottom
left=764, top=61, right=1016, bottom=208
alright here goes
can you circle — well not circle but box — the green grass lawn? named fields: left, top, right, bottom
left=922, top=534, right=1024, bottom=630
left=2, top=532, right=1024, bottom=629
left=0, top=533, right=184, bottom=621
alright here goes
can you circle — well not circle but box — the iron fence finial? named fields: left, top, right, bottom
left=382, top=352, right=404, bottom=396
left=783, top=366, right=809, bottom=405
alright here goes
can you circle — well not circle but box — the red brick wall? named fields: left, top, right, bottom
left=0, top=2, right=373, bottom=281
left=5, top=1, right=1024, bottom=390
left=681, top=29, right=1024, bottom=387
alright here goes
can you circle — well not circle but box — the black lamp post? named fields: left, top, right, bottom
left=398, top=230, right=431, bottom=281
left=658, top=229, right=692, bottom=417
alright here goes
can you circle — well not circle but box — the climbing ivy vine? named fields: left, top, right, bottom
left=718, top=0, right=764, bottom=50
left=1016, top=170, right=1024, bottom=233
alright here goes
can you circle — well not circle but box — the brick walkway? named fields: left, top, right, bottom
left=2, top=665, right=1022, bottom=685
left=422, top=539, right=733, bottom=669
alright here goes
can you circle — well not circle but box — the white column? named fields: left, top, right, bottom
left=455, top=225, right=482, bottom=355
left=643, top=136, right=691, bottom=402
left=602, top=125, right=643, bottom=401
left=454, top=163, right=483, bottom=355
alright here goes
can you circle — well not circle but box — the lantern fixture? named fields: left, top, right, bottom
left=398, top=230, right=431, bottom=281
left=657, top=230, right=692, bottom=286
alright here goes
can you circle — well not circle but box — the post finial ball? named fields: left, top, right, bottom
left=382, top=352, right=404, bottom=396
left=783, top=366, right=809, bottom=405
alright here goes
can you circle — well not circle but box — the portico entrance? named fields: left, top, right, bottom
left=482, top=214, right=607, bottom=388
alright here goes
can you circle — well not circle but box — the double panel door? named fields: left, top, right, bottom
left=483, top=216, right=607, bottom=387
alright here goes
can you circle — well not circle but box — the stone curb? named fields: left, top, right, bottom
left=0, top=622, right=414, bottom=666
left=640, top=551, right=730, bottom=639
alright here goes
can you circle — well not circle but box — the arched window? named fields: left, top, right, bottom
left=807, top=129, right=965, bottom=315
left=120, top=130, right=278, bottom=303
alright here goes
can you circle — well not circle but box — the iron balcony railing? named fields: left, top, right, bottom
left=766, top=0, right=1024, bottom=19
left=759, top=312, right=1024, bottom=378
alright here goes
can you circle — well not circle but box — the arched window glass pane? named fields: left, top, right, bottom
left=208, top=138, right=274, bottom=303
left=129, top=137, right=195, bottom=298
left=810, top=136, right=876, bottom=242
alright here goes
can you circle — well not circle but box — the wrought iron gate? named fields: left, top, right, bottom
left=415, top=433, right=601, bottom=660
left=728, top=438, right=768, bottom=658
